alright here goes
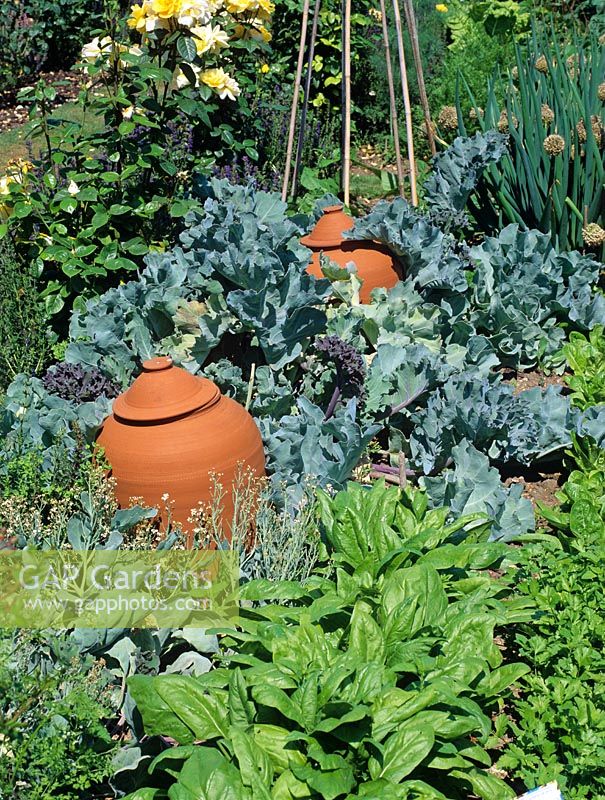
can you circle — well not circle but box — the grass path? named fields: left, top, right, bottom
left=0, top=101, right=99, bottom=169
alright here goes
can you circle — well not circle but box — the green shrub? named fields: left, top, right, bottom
left=0, top=0, right=106, bottom=91
left=27, top=0, right=106, bottom=72
left=0, top=0, right=43, bottom=91
left=0, top=237, right=52, bottom=391
left=427, top=24, right=515, bottom=119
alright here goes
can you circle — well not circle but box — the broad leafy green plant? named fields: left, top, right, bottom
left=561, top=325, right=605, bottom=409
left=123, top=482, right=532, bottom=800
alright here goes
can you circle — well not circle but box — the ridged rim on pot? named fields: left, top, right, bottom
left=112, top=356, right=221, bottom=423
left=300, top=203, right=356, bottom=249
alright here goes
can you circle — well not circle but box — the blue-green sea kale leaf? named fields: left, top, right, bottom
left=258, top=397, right=381, bottom=502
left=422, top=441, right=535, bottom=541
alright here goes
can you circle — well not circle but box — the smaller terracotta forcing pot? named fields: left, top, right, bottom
left=97, top=357, right=266, bottom=545
left=301, top=204, right=402, bottom=303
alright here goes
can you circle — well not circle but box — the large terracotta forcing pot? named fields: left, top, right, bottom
left=97, top=356, right=266, bottom=544
left=301, top=204, right=402, bottom=303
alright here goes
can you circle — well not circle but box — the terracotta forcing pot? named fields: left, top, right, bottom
left=301, top=204, right=402, bottom=303
left=97, top=356, right=266, bottom=545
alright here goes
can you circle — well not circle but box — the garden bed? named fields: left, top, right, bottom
left=0, top=1, right=603, bottom=798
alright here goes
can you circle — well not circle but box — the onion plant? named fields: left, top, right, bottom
left=455, top=23, right=604, bottom=257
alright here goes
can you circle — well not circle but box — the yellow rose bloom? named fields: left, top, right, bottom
left=257, top=24, right=271, bottom=41
left=435, top=3, right=448, bottom=11
left=201, top=67, right=227, bottom=89
left=178, top=0, right=211, bottom=26
left=191, top=23, right=229, bottom=53
left=81, top=36, right=114, bottom=63
left=172, top=63, right=200, bottom=88
left=225, top=0, right=252, bottom=13
left=127, top=3, right=148, bottom=31
left=260, top=63, right=269, bottom=73
left=200, top=68, right=240, bottom=99
left=151, top=0, right=182, bottom=18
left=0, top=176, right=12, bottom=197
left=257, top=0, right=275, bottom=19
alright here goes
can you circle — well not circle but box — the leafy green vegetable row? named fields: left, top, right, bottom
left=123, top=482, right=533, bottom=800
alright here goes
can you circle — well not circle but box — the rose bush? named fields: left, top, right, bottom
left=0, top=0, right=272, bottom=324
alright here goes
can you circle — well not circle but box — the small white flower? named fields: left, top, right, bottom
left=218, top=76, right=241, bottom=101
left=81, top=36, right=113, bottom=63
left=122, top=105, right=135, bottom=120
left=67, top=180, right=79, bottom=195
left=178, top=0, right=212, bottom=26
left=172, top=64, right=201, bottom=89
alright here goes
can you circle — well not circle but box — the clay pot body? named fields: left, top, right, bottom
left=97, top=357, right=266, bottom=544
left=301, top=204, right=402, bottom=303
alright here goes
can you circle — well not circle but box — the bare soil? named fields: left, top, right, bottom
left=0, top=71, right=80, bottom=134
left=500, top=367, right=569, bottom=395
left=504, top=470, right=563, bottom=510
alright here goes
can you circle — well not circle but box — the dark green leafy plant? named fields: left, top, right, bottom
left=124, top=482, right=532, bottom=800
left=561, top=325, right=605, bottom=409
left=500, top=436, right=605, bottom=799
left=0, top=0, right=44, bottom=91
left=0, top=632, right=116, bottom=800
left=0, top=238, right=52, bottom=392
left=0, top=0, right=104, bottom=90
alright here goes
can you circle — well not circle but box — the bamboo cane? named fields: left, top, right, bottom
left=342, top=0, right=352, bottom=206
left=379, top=0, right=405, bottom=197
left=402, top=0, right=436, bottom=156
left=290, top=0, right=322, bottom=199
left=391, top=0, right=418, bottom=205
left=281, top=0, right=311, bottom=201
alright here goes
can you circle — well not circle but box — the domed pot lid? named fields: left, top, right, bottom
left=112, top=356, right=220, bottom=423
left=300, top=204, right=355, bottom=249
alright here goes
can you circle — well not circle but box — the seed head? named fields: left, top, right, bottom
left=420, top=119, right=436, bottom=138
left=543, top=133, right=566, bottom=156
left=576, top=119, right=587, bottom=143
left=566, top=54, right=578, bottom=80
left=511, top=66, right=519, bottom=80
left=582, top=223, right=605, bottom=248
left=438, top=105, right=458, bottom=131
left=599, top=82, right=605, bottom=102
left=498, top=110, right=517, bottom=133
left=535, top=55, right=549, bottom=73
left=469, top=107, right=483, bottom=121
left=541, top=103, right=554, bottom=125
left=591, top=115, right=603, bottom=146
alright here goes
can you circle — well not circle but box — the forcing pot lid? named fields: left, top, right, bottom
left=300, top=204, right=355, bottom=248
left=112, top=356, right=220, bottom=423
